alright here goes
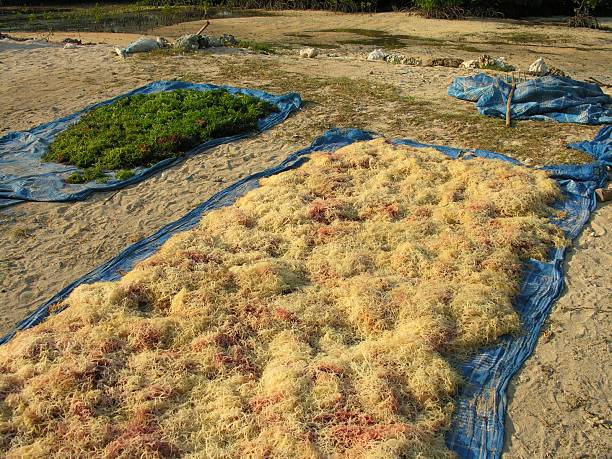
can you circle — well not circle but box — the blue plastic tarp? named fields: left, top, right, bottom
left=0, top=80, right=301, bottom=208
left=568, top=125, right=612, bottom=166
left=1, top=128, right=609, bottom=459
left=448, top=73, right=612, bottom=124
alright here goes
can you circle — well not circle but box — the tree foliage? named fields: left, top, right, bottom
left=0, top=0, right=608, bottom=21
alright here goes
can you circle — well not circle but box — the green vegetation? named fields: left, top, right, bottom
left=237, top=39, right=276, bottom=54
left=43, top=90, right=276, bottom=184
left=412, top=0, right=609, bottom=20
left=1, top=2, right=608, bottom=31
left=115, top=169, right=136, bottom=181
left=312, top=28, right=448, bottom=49
left=0, top=0, right=609, bottom=24
left=141, top=39, right=278, bottom=56
left=569, top=0, right=604, bottom=28
left=205, top=58, right=597, bottom=165
left=414, top=0, right=461, bottom=8
left=501, top=31, right=556, bottom=43
left=0, top=5, right=273, bottom=34
left=0, top=4, right=205, bottom=33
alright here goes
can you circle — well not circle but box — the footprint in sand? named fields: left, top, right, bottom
left=590, top=220, right=606, bottom=237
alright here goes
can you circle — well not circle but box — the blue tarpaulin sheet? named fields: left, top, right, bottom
left=448, top=73, right=612, bottom=125
left=0, top=80, right=302, bottom=208
left=1, top=128, right=609, bottom=459
left=568, top=125, right=612, bottom=166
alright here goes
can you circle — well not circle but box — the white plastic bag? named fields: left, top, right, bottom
left=116, top=36, right=168, bottom=58
left=461, top=59, right=479, bottom=69
left=299, top=48, right=318, bottom=58
left=529, top=57, right=548, bottom=76
left=367, top=49, right=387, bottom=61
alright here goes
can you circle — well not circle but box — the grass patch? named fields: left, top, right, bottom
left=237, top=39, right=277, bottom=54
left=452, top=31, right=599, bottom=52
left=43, top=89, right=276, bottom=183
left=210, top=58, right=596, bottom=165
left=285, top=32, right=312, bottom=38
left=337, top=38, right=405, bottom=49
left=451, top=43, right=486, bottom=53
left=316, top=27, right=393, bottom=37
left=501, top=31, right=556, bottom=44
left=131, top=53, right=597, bottom=165
left=312, top=28, right=446, bottom=49
left=298, top=42, right=340, bottom=49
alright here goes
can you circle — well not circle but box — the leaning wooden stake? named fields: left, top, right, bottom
left=506, top=75, right=517, bottom=128
left=587, top=77, right=612, bottom=88
left=196, top=20, right=210, bottom=35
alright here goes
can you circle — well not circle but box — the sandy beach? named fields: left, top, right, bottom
left=1, top=10, right=610, bottom=457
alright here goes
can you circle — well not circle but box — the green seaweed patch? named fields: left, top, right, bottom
left=44, top=89, right=277, bottom=184
left=66, top=168, right=107, bottom=184
left=116, top=169, right=136, bottom=181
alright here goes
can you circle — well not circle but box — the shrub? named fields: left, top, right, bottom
left=413, top=0, right=461, bottom=7
left=43, top=89, right=277, bottom=183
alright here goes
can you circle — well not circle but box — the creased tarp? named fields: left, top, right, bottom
left=568, top=125, right=612, bottom=166
left=448, top=73, right=612, bottom=125
left=0, top=128, right=609, bottom=459
left=445, top=167, right=607, bottom=458
left=0, top=80, right=302, bottom=208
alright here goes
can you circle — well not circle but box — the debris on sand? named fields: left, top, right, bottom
left=547, top=66, right=567, bottom=77
left=529, top=57, right=548, bottom=76
left=367, top=48, right=387, bottom=61
left=175, top=34, right=201, bottom=52
left=461, top=59, right=479, bottom=69
left=461, top=55, right=515, bottom=72
left=0, top=32, right=31, bottom=42
left=595, top=184, right=612, bottom=202
left=205, top=34, right=239, bottom=48
left=386, top=53, right=422, bottom=65
left=115, top=34, right=240, bottom=57
left=299, top=47, right=319, bottom=58
left=114, top=36, right=170, bottom=58
left=424, top=57, right=464, bottom=68
left=525, top=58, right=568, bottom=78
left=367, top=49, right=421, bottom=65
left=174, top=33, right=239, bottom=52
left=62, top=38, right=82, bottom=46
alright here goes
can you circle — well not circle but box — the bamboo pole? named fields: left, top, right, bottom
left=506, top=74, right=517, bottom=128
left=196, top=20, right=210, bottom=36
left=587, top=77, right=612, bottom=88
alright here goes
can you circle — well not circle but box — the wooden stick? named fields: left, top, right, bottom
left=103, top=189, right=120, bottom=204
left=506, top=74, right=517, bottom=128
left=588, top=77, right=612, bottom=88
left=196, top=20, right=210, bottom=36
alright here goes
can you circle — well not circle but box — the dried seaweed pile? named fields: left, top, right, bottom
left=0, top=139, right=565, bottom=458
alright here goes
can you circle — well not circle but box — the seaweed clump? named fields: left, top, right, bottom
left=1, top=140, right=565, bottom=457
left=43, top=89, right=276, bottom=183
